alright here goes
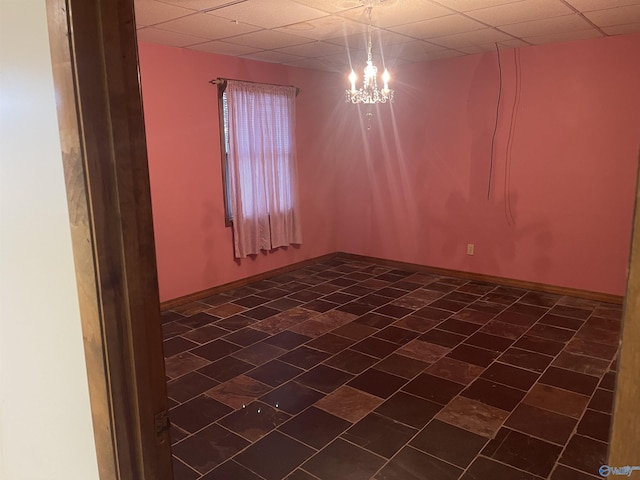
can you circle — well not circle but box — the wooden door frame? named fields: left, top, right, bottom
left=45, top=0, right=172, bottom=478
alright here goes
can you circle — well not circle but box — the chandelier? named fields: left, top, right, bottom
left=346, top=2, right=394, bottom=104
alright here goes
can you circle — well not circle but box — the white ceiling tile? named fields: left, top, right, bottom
left=136, top=26, right=209, bottom=46
left=497, top=38, right=530, bottom=47
left=276, top=15, right=368, bottom=40
left=429, top=0, right=527, bottom=12
left=290, top=0, right=365, bottom=13
left=499, top=13, right=593, bottom=36
left=564, top=0, right=640, bottom=12
left=210, top=0, right=329, bottom=28
left=381, top=39, right=446, bottom=56
left=400, top=48, right=464, bottom=62
left=584, top=5, right=640, bottom=27
left=222, top=29, right=315, bottom=49
left=524, top=27, right=604, bottom=44
left=282, top=57, right=339, bottom=71
left=329, top=29, right=417, bottom=50
left=188, top=39, right=262, bottom=55
left=429, top=28, right=514, bottom=48
left=154, top=12, right=260, bottom=39
left=135, top=0, right=195, bottom=26
left=240, top=50, right=304, bottom=63
left=157, top=0, right=250, bottom=11
left=338, top=0, right=454, bottom=27
left=466, top=0, right=574, bottom=26
left=274, top=41, right=346, bottom=57
left=602, top=21, right=640, bottom=34
left=389, top=13, right=486, bottom=38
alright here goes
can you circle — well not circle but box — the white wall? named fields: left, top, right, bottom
left=0, top=1, right=100, bottom=479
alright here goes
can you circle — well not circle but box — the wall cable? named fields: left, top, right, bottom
left=487, top=43, right=503, bottom=200
left=504, top=48, right=521, bottom=226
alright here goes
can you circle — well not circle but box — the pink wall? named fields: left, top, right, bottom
left=139, top=43, right=340, bottom=301
left=141, top=33, right=640, bottom=301
left=333, top=33, right=640, bottom=296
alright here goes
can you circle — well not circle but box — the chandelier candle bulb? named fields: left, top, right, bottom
left=349, top=70, right=357, bottom=93
left=382, top=69, right=390, bottom=91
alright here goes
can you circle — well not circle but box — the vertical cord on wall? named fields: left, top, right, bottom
left=504, top=48, right=521, bottom=226
left=487, top=43, right=503, bottom=200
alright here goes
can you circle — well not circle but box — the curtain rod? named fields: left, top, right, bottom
left=210, top=77, right=300, bottom=96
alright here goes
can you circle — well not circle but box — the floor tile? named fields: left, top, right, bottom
left=539, top=366, right=599, bottom=396
left=435, top=396, right=508, bottom=437
left=451, top=308, right=495, bottom=324
left=206, top=302, right=248, bottom=318
left=461, top=378, right=526, bottom=412
left=348, top=368, right=408, bottom=398
left=487, top=429, right=562, bottom=477
left=411, top=419, right=488, bottom=467
left=206, top=375, right=272, bottom=409
left=550, top=305, right=591, bottom=319
left=396, top=338, right=450, bottom=363
left=286, top=469, right=317, bottom=480
left=177, top=312, right=220, bottom=329
left=523, top=384, right=590, bottom=419
left=588, top=388, right=614, bottom=413
left=164, top=352, right=211, bottom=379
left=372, top=353, right=429, bottom=379
left=425, top=356, right=485, bottom=385
left=245, top=359, right=303, bottom=387
left=355, top=312, right=398, bottom=329
left=192, top=339, right=241, bottom=362
left=324, top=349, right=379, bottom=374
left=197, top=356, right=254, bottom=382
left=288, top=319, right=334, bottom=337
left=215, top=314, right=257, bottom=331
left=414, top=306, right=452, bottom=321
left=172, top=458, right=200, bottom=480
left=505, top=403, right=577, bottom=445
left=513, top=334, right=565, bottom=356
left=576, top=409, right=611, bottom=442
left=343, top=412, right=417, bottom=458
left=527, top=323, right=576, bottom=343
left=172, top=423, right=249, bottom=474
left=402, top=372, right=464, bottom=405
left=259, top=381, right=324, bottom=415
left=461, top=455, right=541, bottom=480
left=493, top=310, right=539, bottom=327
left=167, top=372, right=219, bottom=403
left=479, top=362, right=540, bottom=391
left=374, top=391, right=442, bottom=428
left=219, top=401, right=290, bottom=442
left=234, top=431, right=315, bottom=480
left=564, top=338, right=618, bottom=360
left=519, top=291, right=561, bottom=307
left=302, top=438, right=386, bottom=480
left=550, top=464, right=602, bottom=480
left=223, top=327, right=270, bottom=347
left=373, top=325, right=421, bottom=344
left=447, top=343, right=500, bottom=367
left=163, top=336, right=198, bottom=357
left=305, top=333, right=355, bottom=354
left=374, top=445, right=463, bottom=480
left=419, top=328, right=466, bottom=348
left=498, top=347, right=554, bottom=373
left=315, top=385, right=384, bottom=423
left=331, top=321, right=378, bottom=340
left=438, top=318, right=482, bottom=335
left=351, top=336, right=400, bottom=358
left=296, top=364, right=354, bottom=393
left=263, top=331, right=311, bottom=350
left=278, top=406, right=351, bottom=449
left=393, top=315, right=441, bottom=332
left=539, top=313, right=584, bottom=330
left=552, top=351, right=610, bottom=377
left=479, top=320, right=528, bottom=340
left=559, top=434, right=608, bottom=475
left=232, top=341, right=287, bottom=366
left=200, top=460, right=263, bottom=480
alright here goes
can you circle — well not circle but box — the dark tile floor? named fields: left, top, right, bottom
left=162, top=257, right=621, bottom=480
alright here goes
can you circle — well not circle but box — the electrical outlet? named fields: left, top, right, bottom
left=467, top=244, right=475, bottom=255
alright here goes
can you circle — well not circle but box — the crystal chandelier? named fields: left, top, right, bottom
left=346, top=2, right=394, bottom=104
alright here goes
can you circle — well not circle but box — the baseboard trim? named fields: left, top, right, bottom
left=337, top=252, right=624, bottom=305
left=159, top=252, right=338, bottom=311
left=160, top=251, right=623, bottom=311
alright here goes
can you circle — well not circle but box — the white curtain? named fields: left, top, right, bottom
left=225, top=80, right=302, bottom=258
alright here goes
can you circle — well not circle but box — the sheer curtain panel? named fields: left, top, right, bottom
left=225, top=80, right=302, bottom=258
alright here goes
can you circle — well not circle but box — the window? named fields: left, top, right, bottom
left=218, top=79, right=302, bottom=259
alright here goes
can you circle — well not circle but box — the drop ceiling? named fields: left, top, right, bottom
left=135, top=0, right=640, bottom=71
